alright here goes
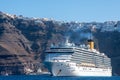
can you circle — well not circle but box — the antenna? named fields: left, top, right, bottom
left=90, top=25, right=94, bottom=40
left=114, top=21, right=118, bottom=31
left=90, top=28, right=92, bottom=40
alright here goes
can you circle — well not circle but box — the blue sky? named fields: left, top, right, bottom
left=0, top=0, right=120, bottom=22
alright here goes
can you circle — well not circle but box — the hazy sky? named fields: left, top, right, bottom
left=0, top=0, right=120, bottom=22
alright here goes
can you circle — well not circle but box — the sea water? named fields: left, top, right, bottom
left=0, top=75, right=120, bottom=80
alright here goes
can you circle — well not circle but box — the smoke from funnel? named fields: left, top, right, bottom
left=65, top=25, right=94, bottom=45
left=80, top=32, right=93, bottom=39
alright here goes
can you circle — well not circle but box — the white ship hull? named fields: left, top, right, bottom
left=50, top=62, right=112, bottom=76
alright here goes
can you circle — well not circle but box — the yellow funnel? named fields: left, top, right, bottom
left=88, top=39, right=94, bottom=50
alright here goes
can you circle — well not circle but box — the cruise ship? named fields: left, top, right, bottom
left=44, top=39, right=112, bottom=76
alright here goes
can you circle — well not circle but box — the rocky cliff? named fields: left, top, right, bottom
left=0, top=11, right=120, bottom=75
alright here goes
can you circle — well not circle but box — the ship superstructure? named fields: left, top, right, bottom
left=44, top=39, right=112, bottom=76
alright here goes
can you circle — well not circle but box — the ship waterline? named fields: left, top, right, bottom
left=51, top=62, right=111, bottom=76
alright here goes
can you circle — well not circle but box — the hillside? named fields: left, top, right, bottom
left=0, top=11, right=120, bottom=75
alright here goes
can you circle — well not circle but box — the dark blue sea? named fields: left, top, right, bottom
left=0, top=75, right=120, bottom=80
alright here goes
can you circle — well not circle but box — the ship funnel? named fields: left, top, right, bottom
left=88, top=39, right=94, bottom=50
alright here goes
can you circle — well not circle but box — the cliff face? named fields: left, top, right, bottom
left=0, top=11, right=120, bottom=75
left=0, top=12, right=35, bottom=75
